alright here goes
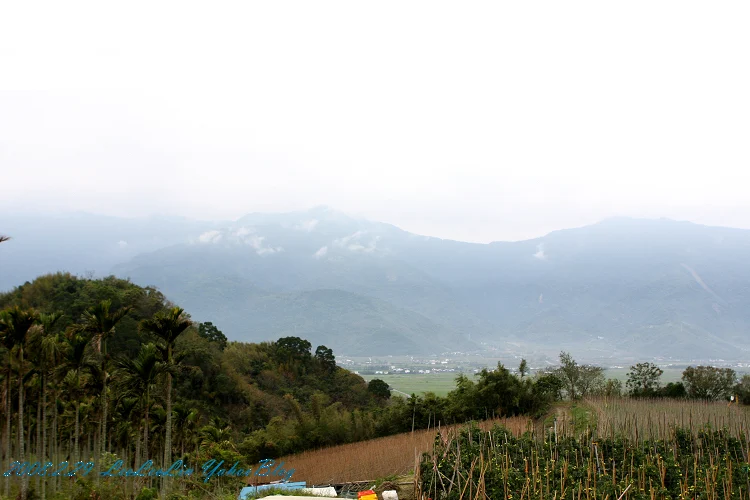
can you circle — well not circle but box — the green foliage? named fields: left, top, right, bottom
left=735, top=374, right=750, bottom=404
left=626, top=362, right=664, bottom=397
left=569, top=403, right=597, bottom=433
left=555, top=351, right=581, bottom=399
left=0, top=274, right=394, bottom=485
left=552, top=352, right=604, bottom=399
left=275, top=336, right=312, bottom=360
left=420, top=423, right=750, bottom=500
left=197, top=321, right=227, bottom=351
left=314, top=344, right=336, bottom=372
left=576, top=364, right=605, bottom=397
left=134, top=487, right=158, bottom=500
left=532, top=372, right=565, bottom=402
left=660, top=381, right=687, bottom=398
left=367, top=378, right=391, bottom=400
left=600, top=378, right=623, bottom=397
left=682, top=365, right=736, bottom=400
left=518, top=358, right=528, bottom=378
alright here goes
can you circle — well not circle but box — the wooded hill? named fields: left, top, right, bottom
left=0, top=273, right=562, bottom=499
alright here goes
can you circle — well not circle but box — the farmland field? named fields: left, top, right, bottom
left=273, top=398, right=750, bottom=500
left=589, top=396, right=750, bottom=440
left=359, top=372, right=459, bottom=397
left=360, top=367, right=694, bottom=398
left=419, top=398, right=750, bottom=500
left=272, top=415, right=532, bottom=485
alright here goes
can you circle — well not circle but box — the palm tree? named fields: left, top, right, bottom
left=78, top=300, right=131, bottom=479
left=112, top=395, right=139, bottom=458
left=28, top=312, right=63, bottom=500
left=0, top=306, right=40, bottom=500
left=139, top=307, right=191, bottom=470
left=149, top=405, right=167, bottom=460
left=199, top=423, right=236, bottom=452
left=172, top=404, right=199, bottom=458
left=0, top=235, right=9, bottom=243
left=115, top=343, right=166, bottom=465
left=0, top=314, right=11, bottom=499
left=60, top=328, right=94, bottom=464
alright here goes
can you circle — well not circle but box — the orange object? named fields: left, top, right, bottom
left=358, top=490, right=378, bottom=500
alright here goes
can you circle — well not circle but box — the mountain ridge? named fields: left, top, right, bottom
left=2, top=209, right=749, bottom=359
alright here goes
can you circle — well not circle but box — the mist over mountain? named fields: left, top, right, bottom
left=2, top=208, right=749, bottom=358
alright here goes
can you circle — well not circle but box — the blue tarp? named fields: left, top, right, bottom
left=238, top=481, right=307, bottom=499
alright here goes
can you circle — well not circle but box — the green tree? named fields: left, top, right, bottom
left=518, top=359, right=528, bottom=378
left=29, top=311, right=63, bottom=500
left=172, top=404, right=199, bottom=457
left=198, top=321, right=227, bottom=351
left=734, top=374, right=750, bottom=404
left=660, top=381, right=686, bottom=398
left=556, top=352, right=580, bottom=399
left=275, top=336, right=313, bottom=377
left=315, top=345, right=336, bottom=372
left=682, top=366, right=736, bottom=400
left=367, top=379, right=391, bottom=400
left=199, top=422, right=236, bottom=451
left=577, top=365, right=605, bottom=397
left=445, top=374, right=480, bottom=422
left=78, top=299, right=131, bottom=479
left=0, top=311, right=13, bottom=497
left=115, top=342, right=166, bottom=463
left=626, top=362, right=663, bottom=397
left=139, top=307, right=191, bottom=477
left=276, top=336, right=312, bottom=360
left=60, top=327, right=95, bottom=464
left=599, top=378, right=623, bottom=397
left=0, top=306, right=39, bottom=500
left=533, top=372, right=564, bottom=402
left=476, top=363, right=524, bottom=417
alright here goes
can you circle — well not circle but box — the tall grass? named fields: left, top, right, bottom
left=589, top=397, right=750, bottom=444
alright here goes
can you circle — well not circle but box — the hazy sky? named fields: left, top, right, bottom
left=2, top=1, right=749, bottom=242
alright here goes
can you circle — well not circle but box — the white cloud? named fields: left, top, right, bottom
left=349, top=235, right=380, bottom=253
left=198, top=230, right=222, bottom=244
left=333, top=230, right=367, bottom=247
left=195, top=227, right=281, bottom=254
left=295, top=219, right=319, bottom=232
left=233, top=227, right=254, bottom=238
left=117, top=240, right=127, bottom=248
left=332, top=231, right=379, bottom=252
left=313, top=246, right=328, bottom=259
left=246, top=235, right=283, bottom=256
left=533, top=243, right=546, bottom=260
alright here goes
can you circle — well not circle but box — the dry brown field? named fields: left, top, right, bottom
left=267, top=416, right=532, bottom=485
left=587, top=396, right=750, bottom=441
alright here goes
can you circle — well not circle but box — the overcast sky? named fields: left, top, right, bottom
left=1, top=1, right=749, bottom=243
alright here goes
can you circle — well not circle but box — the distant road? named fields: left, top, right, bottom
left=389, top=387, right=412, bottom=397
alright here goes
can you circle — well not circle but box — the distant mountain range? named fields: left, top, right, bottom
left=2, top=207, right=750, bottom=359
